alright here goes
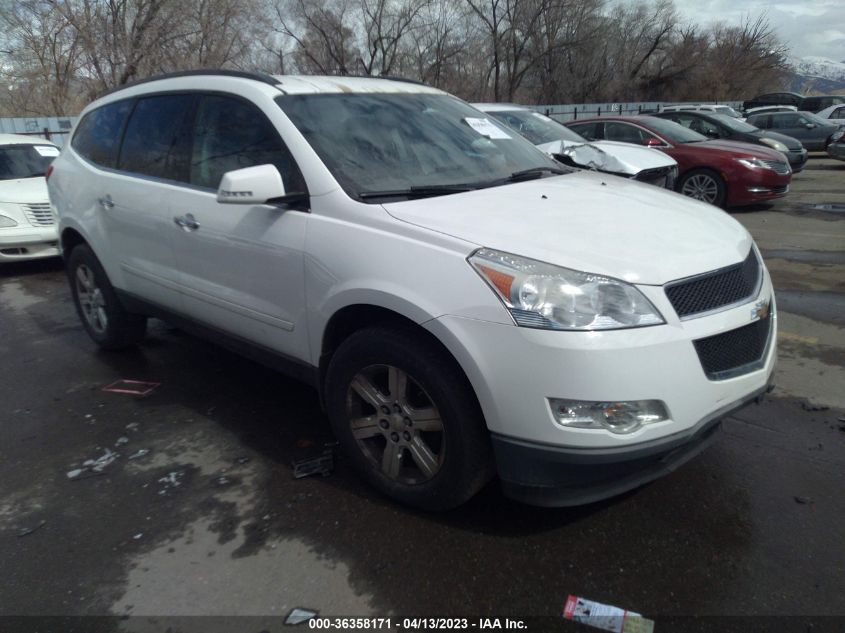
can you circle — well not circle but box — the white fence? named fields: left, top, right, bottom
left=527, top=101, right=744, bottom=122
left=0, top=117, right=78, bottom=148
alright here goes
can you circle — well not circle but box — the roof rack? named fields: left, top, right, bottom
left=97, top=69, right=280, bottom=99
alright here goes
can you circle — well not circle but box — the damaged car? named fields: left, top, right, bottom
left=475, top=104, right=678, bottom=189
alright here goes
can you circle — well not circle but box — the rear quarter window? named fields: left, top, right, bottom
left=71, top=99, right=133, bottom=168
left=568, top=122, right=599, bottom=140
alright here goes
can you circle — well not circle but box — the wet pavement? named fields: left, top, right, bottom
left=1, top=156, right=844, bottom=632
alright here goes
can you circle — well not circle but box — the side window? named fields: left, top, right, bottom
left=773, top=114, right=799, bottom=128
left=117, top=94, right=196, bottom=182
left=604, top=122, right=655, bottom=145
left=568, top=122, right=598, bottom=140
left=833, top=107, right=845, bottom=119
left=190, top=95, right=306, bottom=193
left=71, top=99, right=133, bottom=168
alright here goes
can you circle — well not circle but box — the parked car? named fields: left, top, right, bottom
left=566, top=116, right=791, bottom=207
left=801, top=95, right=845, bottom=113
left=743, top=92, right=845, bottom=114
left=651, top=110, right=808, bottom=172
left=49, top=71, right=777, bottom=510
left=661, top=104, right=743, bottom=119
left=474, top=103, right=678, bottom=189
left=744, top=111, right=844, bottom=150
left=815, top=104, right=845, bottom=126
left=0, top=134, right=61, bottom=262
left=828, top=139, right=845, bottom=162
left=742, top=92, right=805, bottom=112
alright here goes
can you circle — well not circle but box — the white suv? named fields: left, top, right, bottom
left=0, top=134, right=60, bottom=262
left=49, top=72, right=777, bottom=510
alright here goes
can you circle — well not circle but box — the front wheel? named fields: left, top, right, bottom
left=324, top=326, right=493, bottom=510
left=678, top=169, right=726, bottom=207
left=67, top=244, right=147, bottom=349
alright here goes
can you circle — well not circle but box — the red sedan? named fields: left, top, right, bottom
left=566, top=115, right=791, bottom=207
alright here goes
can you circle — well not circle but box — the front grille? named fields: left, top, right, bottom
left=23, top=203, right=54, bottom=226
left=694, top=312, right=772, bottom=380
left=760, top=159, right=790, bottom=174
left=665, top=249, right=761, bottom=319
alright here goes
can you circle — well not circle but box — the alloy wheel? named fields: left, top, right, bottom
left=681, top=173, right=719, bottom=203
left=75, top=264, right=108, bottom=334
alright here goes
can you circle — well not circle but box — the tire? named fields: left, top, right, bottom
left=324, top=326, right=493, bottom=511
left=677, top=169, right=727, bottom=207
left=67, top=244, right=147, bottom=349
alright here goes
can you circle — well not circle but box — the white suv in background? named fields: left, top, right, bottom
left=49, top=72, right=776, bottom=510
left=0, top=134, right=60, bottom=262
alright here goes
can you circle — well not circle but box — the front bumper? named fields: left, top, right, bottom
left=492, top=382, right=772, bottom=506
left=727, top=168, right=790, bottom=205
left=827, top=142, right=845, bottom=162
left=0, top=226, right=60, bottom=261
left=787, top=148, right=808, bottom=172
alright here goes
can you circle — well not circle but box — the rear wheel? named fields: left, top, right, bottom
left=67, top=244, right=147, bottom=349
left=324, top=326, right=493, bottom=510
left=678, top=169, right=726, bottom=207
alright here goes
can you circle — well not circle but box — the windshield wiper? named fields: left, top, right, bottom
left=358, top=184, right=478, bottom=200
left=504, top=166, right=568, bottom=183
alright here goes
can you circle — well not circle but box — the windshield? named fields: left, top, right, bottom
left=710, top=114, right=758, bottom=133
left=485, top=110, right=585, bottom=145
left=0, top=144, right=57, bottom=180
left=639, top=117, right=707, bottom=143
left=276, top=93, right=563, bottom=201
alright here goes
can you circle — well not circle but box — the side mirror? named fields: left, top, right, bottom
left=805, top=123, right=816, bottom=129
left=705, top=130, right=720, bottom=139
left=217, top=164, right=286, bottom=204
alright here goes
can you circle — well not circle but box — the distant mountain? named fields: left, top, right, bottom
left=787, top=56, right=845, bottom=94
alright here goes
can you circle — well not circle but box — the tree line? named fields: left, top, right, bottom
left=0, top=0, right=790, bottom=116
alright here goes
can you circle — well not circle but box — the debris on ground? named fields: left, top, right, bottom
left=128, top=449, right=149, bottom=460
left=794, top=496, right=813, bottom=505
left=125, top=422, right=140, bottom=432
left=67, top=469, right=84, bottom=479
left=102, top=379, right=160, bottom=396
left=157, top=471, right=184, bottom=494
left=801, top=402, right=829, bottom=412
left=235, top=456, right=251, bottom=465
left=563, top=594, right=655, bottom=633
left=132, top=533, right=143, bottom=540
left=115, top=436, right=129, bottom=446
left=17, top=520, right=46, bottom=538
left=285, top=608, right=318, bottom=625
left=292, top=446, right=335, bottom=479
left=84, top=448, right=119, bottom=472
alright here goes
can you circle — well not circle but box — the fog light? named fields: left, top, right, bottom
left=549, top=398, right=669, bottom=434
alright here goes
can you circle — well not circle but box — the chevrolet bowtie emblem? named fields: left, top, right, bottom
left=751, top=299, right=770, bottom=321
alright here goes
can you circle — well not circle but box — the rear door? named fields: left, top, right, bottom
left=168, top=93, right=311, bottom=360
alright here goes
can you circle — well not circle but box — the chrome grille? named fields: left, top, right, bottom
left=761, top=159, right=790, bottom=174
left=23, top=203, right=54, bottom=226
left=665, top=249, right=761, bottom=319
left=694, top=312, right=772, bottom=380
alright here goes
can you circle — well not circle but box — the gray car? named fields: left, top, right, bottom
left=828, top=140, right=845, bottom=162
left=745, top=111, right=843, bottom=151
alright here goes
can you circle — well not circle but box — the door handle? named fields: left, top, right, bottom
left=98, top=195, right=114, bottom=210
left=173, top=213, right=200, bottom=231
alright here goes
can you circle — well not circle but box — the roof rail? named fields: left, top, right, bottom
left=97, top=69, right=280, bottom=99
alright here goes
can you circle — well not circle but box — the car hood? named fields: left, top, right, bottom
left=383, top=171, right=752, bottom=285
left=536, top=139, right=676, bottom=174
left=755, top=131, right=805, bottom=150
left=0, top=176, right=49, bottom=204
left=693, top=139, right=787, bottom=160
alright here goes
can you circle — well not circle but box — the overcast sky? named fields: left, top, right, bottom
left=670, top=0, right=845, bottom=62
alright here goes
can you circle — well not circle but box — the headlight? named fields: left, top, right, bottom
left=759, top=137, right=789, bottom=152
left=736, top=157, right=773, bottom=170
left=469, top=248, right=664, bottom=330
left=0, top=214, right=18, bottom=228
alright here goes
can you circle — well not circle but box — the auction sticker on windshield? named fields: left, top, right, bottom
left=464, top=117, right=512, bottom=139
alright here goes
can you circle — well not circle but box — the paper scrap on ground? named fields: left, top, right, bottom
left=464, top=117, right=512, bottom=139
left=285, top=607, right=318, bottom=625
left=563, top=594, right=655, bottom=633
left=102, top=379, right=160, bottom=396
